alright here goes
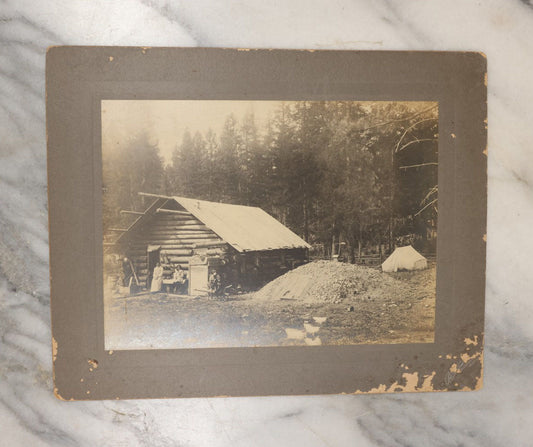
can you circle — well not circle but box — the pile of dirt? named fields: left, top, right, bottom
left=253, top=260, right=403, bottom=303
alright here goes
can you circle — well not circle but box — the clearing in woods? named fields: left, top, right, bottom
left=104, top=260, right=436, bottom=350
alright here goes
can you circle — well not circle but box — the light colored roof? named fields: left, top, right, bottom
left=173, top=196, right=311, bottom=253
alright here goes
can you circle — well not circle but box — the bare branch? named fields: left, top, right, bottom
left=415, top=198, right=438, bottom=217
left=395, top=118, right=438, bottom=153
left=362, top=104, right=438, bottom=131
left=397, top=138, right=438, bottom=153
left=399, top=162, right=438, bottom=170
left=420, top=185, right=438, bottom=205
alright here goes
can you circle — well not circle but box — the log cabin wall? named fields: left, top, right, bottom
left=113, top=200, right=310, bottom=291
left=240, top=248, right=309, bottom=287
left=119, top=206, right=230, bottom=287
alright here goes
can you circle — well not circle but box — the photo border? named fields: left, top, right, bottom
left=47, top=47, right=486, bottom=400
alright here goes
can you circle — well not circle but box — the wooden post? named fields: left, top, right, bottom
left=138, top=192, right=174, bottom=200
left=128, top=259, right=139, bottom=286
left=155, top=208, right=190, bottom=216
left=120, top=210, right=144, bottom=216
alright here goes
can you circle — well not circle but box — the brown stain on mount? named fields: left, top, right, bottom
left=88, top=359, right=99, bottom=369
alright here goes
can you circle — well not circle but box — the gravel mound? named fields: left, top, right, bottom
left=254, top=260, right=402, bottom=303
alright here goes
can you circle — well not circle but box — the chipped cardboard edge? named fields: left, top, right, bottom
left=52, top=337, right=74, bottom=401
left=349, top=333, right=484, bottom=395
left=52, top=336, right=58, bottom=362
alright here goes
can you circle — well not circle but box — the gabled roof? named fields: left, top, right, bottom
left=173, top=196, right=311, bottom=253
left=109, top=197, right=168, bottom=248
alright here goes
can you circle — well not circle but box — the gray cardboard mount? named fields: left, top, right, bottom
left=47, top=47, right=486, bottom=400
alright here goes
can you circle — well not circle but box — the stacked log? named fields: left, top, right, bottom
left=112, top=203, right=309, bottom=290
left=123, top=209, right=230, bottom=285
left=242, top=248, right=309, bottom=285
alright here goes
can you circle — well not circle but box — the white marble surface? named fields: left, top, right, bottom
left=1, top=1, right=532, bottom=445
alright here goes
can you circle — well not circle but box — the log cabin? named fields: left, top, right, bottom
left=106, top=193, right=310, bottom=294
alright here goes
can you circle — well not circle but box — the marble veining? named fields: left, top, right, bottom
left=1, top=0, right=533, bottom=445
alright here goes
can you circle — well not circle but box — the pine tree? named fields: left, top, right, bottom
left=103, top=131, right=164, bottom=232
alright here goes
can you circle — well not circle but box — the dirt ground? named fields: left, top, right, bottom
left=104, top=261, right=436, bottom=350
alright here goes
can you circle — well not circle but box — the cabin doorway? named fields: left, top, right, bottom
left=146, top=245, right=161, bottom=289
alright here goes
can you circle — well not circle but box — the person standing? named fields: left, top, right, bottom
left=171, top=265, right=186, bottom=293
left=150, top=262, right=163, bottom=293
left=209, top=270, right=222, bottom=297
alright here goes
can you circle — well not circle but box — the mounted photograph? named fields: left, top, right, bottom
left=48, top=48, right=486, bottom=399
left=102, top=99, right=438, bottom=350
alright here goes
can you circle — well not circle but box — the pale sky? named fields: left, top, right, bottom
left=102, top=100, right=437, bottom=165
left=102, top=100, right=282, bottom=164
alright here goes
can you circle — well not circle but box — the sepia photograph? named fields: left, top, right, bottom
left=102, top=99, right=438, bottom=350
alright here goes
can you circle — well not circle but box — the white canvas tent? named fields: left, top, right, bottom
left=381, top=245, right=428, bottom=273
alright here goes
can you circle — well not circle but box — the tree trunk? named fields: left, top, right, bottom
left=303, top=199, right=309, bottom=242
left=389, top=143, right=395, bottom=254
left=358, top=226, right=363, bottom=263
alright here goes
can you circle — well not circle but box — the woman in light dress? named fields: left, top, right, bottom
left=150, top=262, right=163, bottom=293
